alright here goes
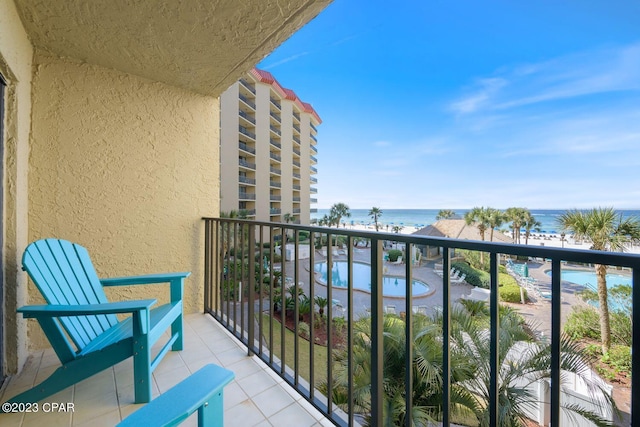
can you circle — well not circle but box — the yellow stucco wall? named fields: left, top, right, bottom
left=0, top=0, right=33, bottom=373
left=28, top=51, right=219, bottom=349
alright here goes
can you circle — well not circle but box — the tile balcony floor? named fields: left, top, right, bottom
left=0, top=313, right=333, bottom=427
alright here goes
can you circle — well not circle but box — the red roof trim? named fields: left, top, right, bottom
left=249, top=68, right=322, bottom=124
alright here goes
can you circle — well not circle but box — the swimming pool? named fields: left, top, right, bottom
left=314, top=261, right=431, bottom=297
left=547, top=269, right=632, bottom=289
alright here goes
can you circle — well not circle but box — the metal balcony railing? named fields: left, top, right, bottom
left=293, top=160, right=301, bottom=168
left=310, top=187, right=317, bottom=194
left=310, top=144, right=318, bottom=154
left=238, top=176, right=256, bottom=185
left=292, top=184, right=301, bottom=191
left=270, top=195, right=282, bottom=201
left=310, top=177, right=318, bottom=184
left=293, top=111, right=300, bottom=121
left=292, top=208, right=301, bottom=214
left=270, top=167, right=281, bottom=175
left=293, top=135, right=301, bottom=144
left=270, top=139, right=281, bottom=149
left=270, top=111, right=281, bottom=122
left=269, top=208, right=281, bottom=215
left=310, top=122, right=318, bottom=132
left=238, top=192, right=256, bottom=200
left=239, top=109, right=256, bottom=125
left=292, top=172, right=301, bottom=179
left=203, top=218, right=640, bottom=427
left=292, top=196, right=301, bottom=202
left=310, top=155, right=317, bottom=164
left=270, top=98, right=281, bottom=109
left=239, top=78, right=256, bottom=94
left=239, top=94, right=256, bottom=109
left=270, top=152, right=281, bottom=162
left=309, top=198, right=317, bottom=203
left=238, top=159, right=256, bottom=170
left=293, top=148, right=301, bottom=156
left=293, top=124, right=301, bottom=133
left=310, top=166, right=317, bottom=174
left=270, top=125, right=281, bottom=137
left=311, top=134, right=317, bottom=143
left=238, top=141, right=255, bottom=155
left=269, top=180, right=281, bottom=188
left=239, top=125, right=256, bottom=140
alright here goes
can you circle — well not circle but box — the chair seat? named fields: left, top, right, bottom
left=80, top=302, right=182, bottom=356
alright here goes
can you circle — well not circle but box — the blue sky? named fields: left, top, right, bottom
left=258, top=0, right=640, bottom=210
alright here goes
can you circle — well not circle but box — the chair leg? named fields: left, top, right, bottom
left=171, top=313, right=183, bottom=351
left=133, top=338, right=152, bottom=403
left=198, top=390, right=224, bottom=427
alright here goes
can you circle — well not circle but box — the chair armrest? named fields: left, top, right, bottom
left=100, top=272, right=191, bottom=287
left=17, top=299, right=157, bottom=318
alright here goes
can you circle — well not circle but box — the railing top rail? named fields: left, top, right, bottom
left=202, top=217, right=640, bottom=268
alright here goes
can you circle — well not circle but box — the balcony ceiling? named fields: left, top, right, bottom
left=14, top=0, right=330, bottom=96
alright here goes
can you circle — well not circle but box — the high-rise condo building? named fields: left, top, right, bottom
left=220, top=68, right=320, bottom=224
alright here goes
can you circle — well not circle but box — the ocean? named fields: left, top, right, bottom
left=311, top=209, right=640, bottom=233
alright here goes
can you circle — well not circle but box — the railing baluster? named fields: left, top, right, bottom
left=489, top=252, right=499, bottom=427
left=247, top=224, right=256, bottom=355
left=326, top=233, right=334, bottom=416
left=309, top=231, right=316, bottom=401
left=370, top=238, right=384, bottom=426
left=293, top=229, right=300, bottom=385
left=442, top=248, right=451, bottom=426
left=550, top=259, right=562, bottom=426
left=347, top=237, right=354, bottom=427
left=258, top=225, right=264, bottom=356
left=405, top=243, right=413, bottom=427
left=633, top=267, right=639, bottom=426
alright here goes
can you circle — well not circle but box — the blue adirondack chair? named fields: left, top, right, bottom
left=7, top=238, right=190, bottom=405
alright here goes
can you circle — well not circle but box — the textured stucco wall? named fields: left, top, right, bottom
left=0, top=0, right=33, bottom=374
left=28, top=51, right=219, bottom=349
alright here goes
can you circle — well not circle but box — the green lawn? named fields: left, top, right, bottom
left=259, top=314, right=329, bottom=386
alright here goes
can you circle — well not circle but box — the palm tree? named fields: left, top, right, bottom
left=436, top=209, right=456, bottom=220
left=505, top=207, right=529, bottom=244
left=464, top=207, right=492, bottom=241
left=522, top=212, right=541, bottom=245
left=558, top=208, right=640, bottom=353
left=330, top=203, right=351, bottom=228
left=283, top=212, right=295, bottom=223
left=485, top=208, right=505, bottom=242
left=323, top=306, right=615, bottom=426
left=369, top=207, right=383, bottom=231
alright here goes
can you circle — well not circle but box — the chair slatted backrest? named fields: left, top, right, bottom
left=22, top=239, right=119, bottom=351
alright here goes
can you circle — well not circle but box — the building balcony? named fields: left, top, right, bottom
left=293, top=135, right=301, bottom=144
left=310, top=145, right=317, bottom=154
left=270, top=195, right=281, bottom=201
left=292, top=196, right=301, bottom=202
left=239, top=109, right=256, bottom=125
left=1, top=313, right=332, bottom=427
left=269, top=180, right=281, bottom=188
left=270, top=98, right=281, bottom=109
left=310, top=208, right=318, bottom=213
left=292, top=184, right=301, bottom=191
left=239, top=94, right=256, bottom=110
left=293, top=147, right=301, bottom=157
left=293, top=160, right=301, bottom=168
left=269, top=166, right=281, bottom=175
left=310, top=177, right=318, bottom=184
left=270, top=139, right=281, bottom=149
left=310, top=122, right=318, bottom=133
left=310, top=166, right=317, bottom=174
left=293, top=124, right=300, bottom=133
left=269, top=208, right=281, bottom=215
left=270, top=111, right=281, bottom=123
left=309, top=198, right=317, bottom=203
left=292, top=208, right=301, bottom=214
left=310, top=187, right=317, bottom=194
left=269, top=125, right=281, bottom=137
left=239, top=125, right=256, bottom=140
left=238, top=141, right=256, bottom=155
left=310, top=155, right=317, bottom=164
left=238, top=192, right=256, bottom=200
left=239, top=78, right=256, bottom=95
left=310, top=134, right=317, bottom=143
left=292, top=172, right=301, bottom=179
left=201, top=218, right=639, bottom=427
left=270, top=152, right=281, bottom=162
left=239, top=175, right=256, bottom=185
left=238, top=159, right=256, bottom=170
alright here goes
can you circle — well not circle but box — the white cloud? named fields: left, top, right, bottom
left=449, top=42, right=640, bottom=114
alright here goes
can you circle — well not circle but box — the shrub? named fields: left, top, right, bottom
left=387, top=249, right=403, bottom=262
left=452, top=261, right=489, bottom=288
left=499, top=282, right=525, bottom=303
left=611, top=311, right=632, bottom=346
left=607, top=345, right=631, bottom=373
left=298, top=322, right=310, bottom=339
left=564, top=306, right=600, bottom=340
